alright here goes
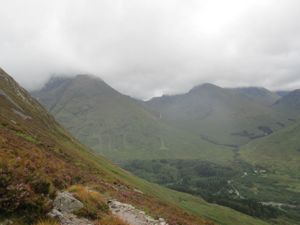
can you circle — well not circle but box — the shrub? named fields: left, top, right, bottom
left=0, top=162, right=52, bottom=222
left=32, top=179, right=52, bottom=195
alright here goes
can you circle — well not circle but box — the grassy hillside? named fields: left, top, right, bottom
left=240, top=118, right=300, bottom=175
left=146, top=84, right=291, bottom=146
left=237, top=121, right=300, bottom=223
left=0, top=68, right=272, bottom=225
left=32, top=75, right=234, bottom=163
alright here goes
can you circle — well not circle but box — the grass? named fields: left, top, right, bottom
left=15, top=131, right=39, bottom=144
left=68, top=185, right=109, bottom=219
left=240, top=119, right=300, bottom=175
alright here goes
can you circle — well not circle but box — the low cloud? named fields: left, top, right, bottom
left=1, top=0, right=300, bottom=99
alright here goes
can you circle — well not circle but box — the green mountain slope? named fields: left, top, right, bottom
left=240, top=119, right=300, bottom=175
left=146, top=84, right=290, bottom=146
left=234, top=87, right=280, bottom=105
left=0, top=68, right=272, bottom=225
left=272, top=89, right=300, bottom=118
left=237, top=120, right=300, bottom=223
left=32, top=75, right=234, bottom=163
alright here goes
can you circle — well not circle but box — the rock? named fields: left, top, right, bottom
left=0, top=220, right=13, bottom=225
left=53, top=192, right=83, bottom=213
left=48, top=191, right=93, bottom=225
left=159, top=218, right=165, bottom=222
left=133, top=188, right=144, bottom=194
left=48, top=209, right=64, bottom=219
left=59, top=213, right=93, bottom=225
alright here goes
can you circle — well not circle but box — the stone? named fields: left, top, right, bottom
left=53, top=192, right=84, bottom=213
left=0, top=220, right=13, bottom=225
left=48, top=191, right=93, bottom=225
left=48, top=209, right=64, bottom=219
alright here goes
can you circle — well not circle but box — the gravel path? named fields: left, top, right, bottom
left=48, top=191, right=169, bottom=225
left=109, top=200, right=168, bottom=225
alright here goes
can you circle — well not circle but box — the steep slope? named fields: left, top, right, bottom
left=272, top=89, right=300, bottom=118
left=147, top=84, right=290, bottom=146
left=276, top=91, right=290, bottom=97
left=32, top=76, right=234, bottom=163
left=240, top=118, right=300, bottom=175
left=0, top=68, right=271, bottom=225
left=234, top=87, right=280, bottom=106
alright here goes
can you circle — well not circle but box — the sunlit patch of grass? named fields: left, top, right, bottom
left=15, top=131, right=39, bottom=144
left=68, top=185, right=109, bottom=219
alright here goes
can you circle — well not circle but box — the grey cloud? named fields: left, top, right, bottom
left=0, top=0, right=300, bottom=99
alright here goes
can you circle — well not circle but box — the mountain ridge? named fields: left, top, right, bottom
left=146, top=82, right=291, bottom=146
left=32, top=74, right=235, bottom=163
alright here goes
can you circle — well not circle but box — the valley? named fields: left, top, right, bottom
left=31, top=74, right=300, bottom=224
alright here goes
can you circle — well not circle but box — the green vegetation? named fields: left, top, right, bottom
left=15, top=131, right=39, bottom=144
left=123, top=159, right=300, bottom=224
left=240, top=119, right=300, bottom=175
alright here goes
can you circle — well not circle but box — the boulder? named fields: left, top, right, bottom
left=53, top=192, right=83, bottom=213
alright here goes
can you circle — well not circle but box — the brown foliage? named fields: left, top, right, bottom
left=69, top=185, right=109, bottom=219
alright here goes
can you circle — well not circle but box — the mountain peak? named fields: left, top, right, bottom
left=74, top=74, right=104, bottom=81
left=189, top=83, right=221, bottom=93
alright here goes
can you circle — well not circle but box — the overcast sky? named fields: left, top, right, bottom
left=1, top=0, right=300, bottom=99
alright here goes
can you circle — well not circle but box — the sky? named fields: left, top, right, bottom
left=1, top=0, right=300, bottom=100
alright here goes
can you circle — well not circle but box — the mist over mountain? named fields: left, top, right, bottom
left=2, top=1, right=300, bottom=99
left=147, top=82, right=293, bottom=146
left=32, top=75, right=233, bottom=162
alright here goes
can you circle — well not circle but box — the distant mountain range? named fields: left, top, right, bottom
left=33, top=75, right=299, bottom=157
left=146, top=83, right=294, bottom=146
left=32, top=75, right=234, bottom=162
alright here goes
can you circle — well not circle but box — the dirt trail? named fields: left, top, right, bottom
left=109, top=200, right=168, bottom=225
left=48, top=191, right=169, bottom=225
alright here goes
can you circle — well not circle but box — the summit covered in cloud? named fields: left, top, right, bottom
left=1, top=0, right=300, bottom=99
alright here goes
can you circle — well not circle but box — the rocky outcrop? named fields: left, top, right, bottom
left=52, top=192, right=84, bottom=213
left=48, top=192, right=92, bottom=225
left=109, top=200, right=168, bottom=225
